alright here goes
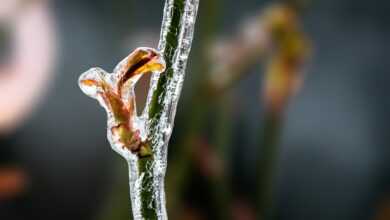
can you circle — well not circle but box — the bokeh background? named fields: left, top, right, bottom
left=1, top=0, right=390, bottom=220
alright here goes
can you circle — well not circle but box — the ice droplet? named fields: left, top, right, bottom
left=78, top=67, right=108, bottom=98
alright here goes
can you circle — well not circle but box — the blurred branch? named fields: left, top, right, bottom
left=256, top=4, right=310, bottom=219
left=165, top=1, right=312, bottom=220
left=208, top=13, right=270, bottom=94
left=210, top=97, right=233, bottom=219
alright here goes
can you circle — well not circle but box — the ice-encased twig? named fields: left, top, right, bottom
left=78, top=0, right=199, bottom=219
left=136, top=0, right=199, bottom=219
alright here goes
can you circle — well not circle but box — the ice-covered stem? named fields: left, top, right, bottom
left=164, top=0, right=221, bottom=214
left=140, top=0, right=199, bottom=219
left=256, top=4, right=310, bottom=219
left=78, top=0, right=199, bottom=218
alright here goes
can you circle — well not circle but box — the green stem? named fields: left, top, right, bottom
left=142, top=3, right=186, bottom=218
left=147, top=0, right=185, bottom=118
left=256, top=110, right=283, bottom=220
left=138, top=156, right=158, bottom=219
left=211, top=96, right=233, bottom=219
left=136, top=0, right=199, bottom=219
left=165, top=0, right=221, bottom=213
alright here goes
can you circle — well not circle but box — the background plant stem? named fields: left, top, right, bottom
left=211, top=96, right=233, bottom=219
left=256, top=109, right=283, bottom=220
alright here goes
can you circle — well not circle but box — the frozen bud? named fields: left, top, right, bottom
left=78, top=47, right=166, bottom=158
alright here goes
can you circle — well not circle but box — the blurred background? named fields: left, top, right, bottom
left=1, top=0, right=390, bottom=219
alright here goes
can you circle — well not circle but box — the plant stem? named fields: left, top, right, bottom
left=256, top=110, right=283, bottom=220
left=130, top=0, right=199, bottom=219
left=211, top=96, right=233, bottom=219
left=256, top=3, right=310, bottom=219
left=164, top=0, right=221, bottom=213
left=137, top=156, right=158, bottom=219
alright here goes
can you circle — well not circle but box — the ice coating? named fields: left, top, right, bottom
left=78, top=0, right=199, bottom=218
left=143, top=0, right=200, bottom=219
